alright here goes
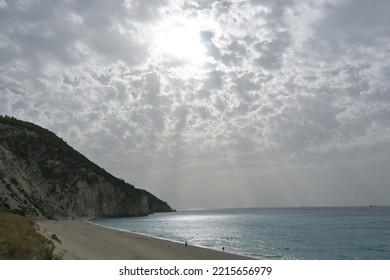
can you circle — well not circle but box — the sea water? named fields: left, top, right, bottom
left=91, top=207, right=390, bottom=259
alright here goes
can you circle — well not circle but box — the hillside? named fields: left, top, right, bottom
left=0, top=116, right=173, bottom=218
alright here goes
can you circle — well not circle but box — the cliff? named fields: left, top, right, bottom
left=0, top=116, right=173, bottom=219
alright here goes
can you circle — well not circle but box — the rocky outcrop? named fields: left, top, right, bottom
left=0, top=116, right=173, bottom=219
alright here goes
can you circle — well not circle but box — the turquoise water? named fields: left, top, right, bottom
left=92, top=207, right=390, bottom=259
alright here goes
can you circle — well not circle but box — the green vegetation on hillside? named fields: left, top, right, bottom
left=0, top=212, right=61, bottom=259
left=0, top=115, right=136, bottom=195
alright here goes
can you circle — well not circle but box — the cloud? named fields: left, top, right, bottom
left=253, top=31, right=291, bottom=70
left=1, top=0, right=390, bottom=207
left=308, top=0, right=390, bottom=59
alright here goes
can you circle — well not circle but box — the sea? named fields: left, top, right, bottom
left=91, top=207, right=390, bottom=260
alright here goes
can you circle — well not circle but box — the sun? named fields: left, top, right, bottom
left=157, top=22, right=207, bottom=65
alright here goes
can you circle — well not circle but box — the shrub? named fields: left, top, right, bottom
left=0, top=212, right=62, bottom=259
left=10, top=177, right=19, bottom=186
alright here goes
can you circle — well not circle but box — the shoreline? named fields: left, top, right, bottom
left=88, top=220, right=258, bottom=260
left=36, top=218, right=255, bottom=260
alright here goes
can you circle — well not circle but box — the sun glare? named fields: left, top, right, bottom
left=158, top=23, right=207, bottom=65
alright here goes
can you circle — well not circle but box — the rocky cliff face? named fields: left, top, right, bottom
left=0, top=116, right=173, bottom=218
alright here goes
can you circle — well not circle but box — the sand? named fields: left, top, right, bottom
left=36, top=218, right=254, bottom=260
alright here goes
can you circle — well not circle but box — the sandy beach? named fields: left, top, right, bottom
left=35, top=219, right=254, bottom=260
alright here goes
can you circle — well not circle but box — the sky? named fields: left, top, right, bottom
left=1, top=0, right=390, bottom=209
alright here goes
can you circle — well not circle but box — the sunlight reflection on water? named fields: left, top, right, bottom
left=92, top=207, right=390, bottom=259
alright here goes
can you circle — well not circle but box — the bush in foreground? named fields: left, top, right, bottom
left=0, top=212, right=61, bottom=259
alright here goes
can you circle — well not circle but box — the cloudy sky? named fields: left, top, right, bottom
left=1, top=0, right=390, bottom=208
